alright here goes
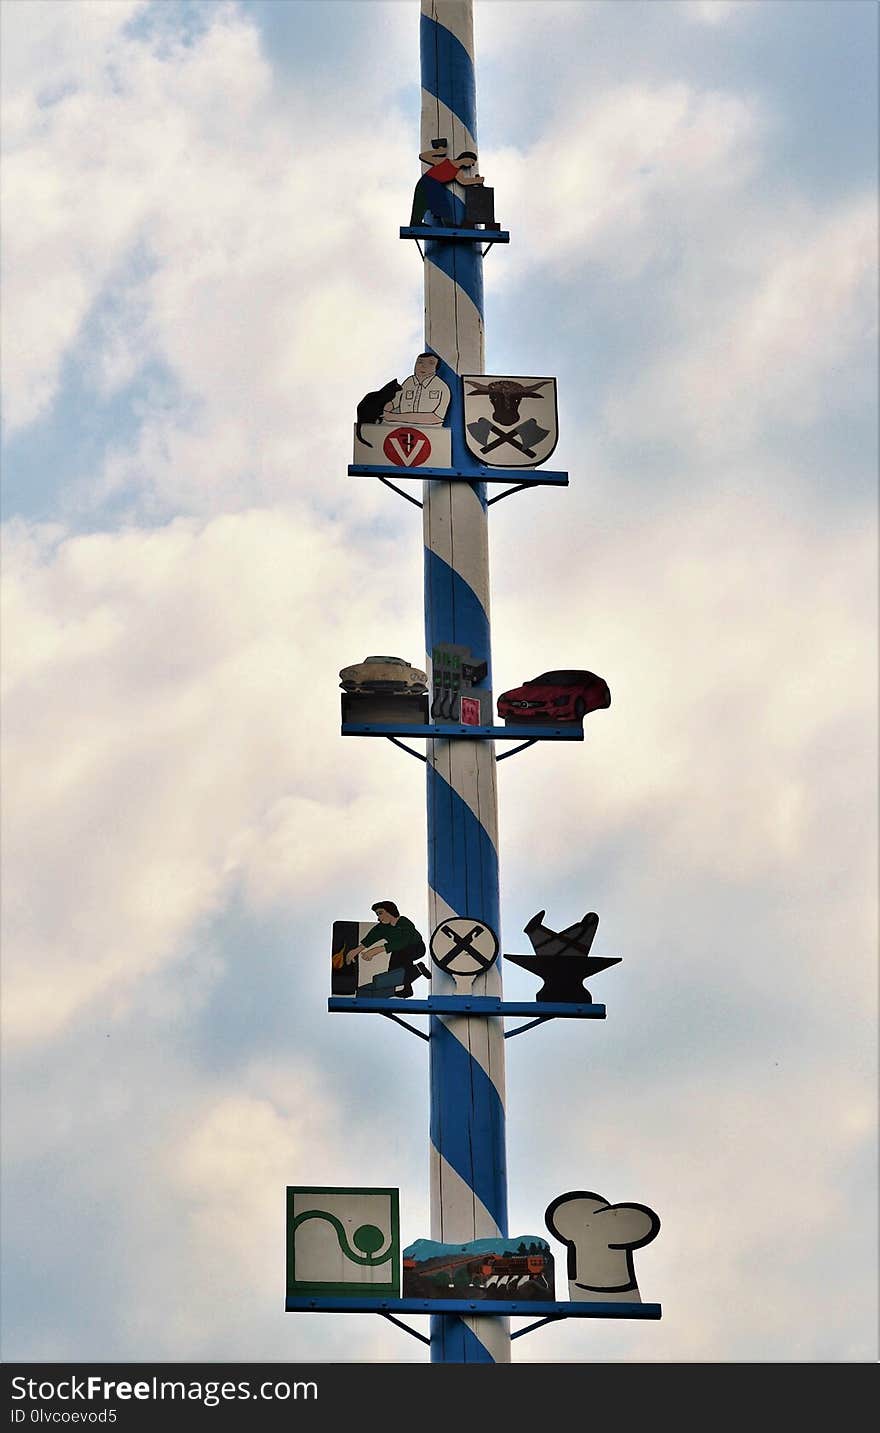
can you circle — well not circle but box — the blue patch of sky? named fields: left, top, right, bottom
left=241, top=0, right=381, bottom=71
left=489, top=290, right=697, bottom=514
left=0, top=1174, right=131, bottom=1358
left=33, top=78, right=78, bottom=110
left=709, top=0, right=878, bottom=203
left=488, top=264, right=669, bottom=417
left=178, top=888, right=428, bottom=1115
left=1, top=355, right=182, bottom=531
left=758, top=407, right=879, bottom=513
left=2, top=245, right=196, bottom=531
left=151, top=892, right=306, bottom=1075
left=479, top=1, right=876, bottom=204
left=240, top=0, right=416, bottom=73
left=241, top=0, right=420, bottom=118
left=490, top=240, right=876, bottom=516
left=122, top=0, right=218, bottom=52
left=0, top=1041, right=152, bottom=1358
left=183, top=894, right=352, bottom=1063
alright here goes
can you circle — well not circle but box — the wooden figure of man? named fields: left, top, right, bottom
left=346, top=901, right=429, bottom=998
left=383, top=353, right=451, bottom=427
left=410, top=139, right=485, bottom=226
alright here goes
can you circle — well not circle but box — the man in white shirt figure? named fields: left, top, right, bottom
left=383, top=353, right=450, bottom=427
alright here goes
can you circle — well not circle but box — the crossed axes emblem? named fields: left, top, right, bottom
left=467, top=415, right=550, bottom=459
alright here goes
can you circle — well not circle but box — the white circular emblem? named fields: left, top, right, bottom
left=429, top=918, right=499, bottom=978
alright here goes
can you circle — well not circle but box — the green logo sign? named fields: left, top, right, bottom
left=286, top=1187, right=400, bottom=1298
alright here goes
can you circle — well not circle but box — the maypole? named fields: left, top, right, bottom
left=419, top=0, right=508, bottom=1365
left=285, top=0, right=663, bottom=1370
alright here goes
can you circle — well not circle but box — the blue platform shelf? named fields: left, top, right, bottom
left=400, top=225, right=510, bottom=244
left=348, top=464, right=568, bottom=488
left=328, top=997, right=605, bottom=1018
left=286, top=1296, right=660, bottom=1320
left=341, top=722, right=584, bottom=741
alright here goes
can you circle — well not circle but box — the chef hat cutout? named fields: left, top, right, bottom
left=545, top=1191, right=660, bottom=1303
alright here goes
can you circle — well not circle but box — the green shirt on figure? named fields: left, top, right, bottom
left=363, top=916, right=423, bottom=957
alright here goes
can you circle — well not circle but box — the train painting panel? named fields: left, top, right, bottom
left=402, top=1236, right=554, bottom=1301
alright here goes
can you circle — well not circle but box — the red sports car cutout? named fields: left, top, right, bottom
left=496, top=669, right=611, bottom=725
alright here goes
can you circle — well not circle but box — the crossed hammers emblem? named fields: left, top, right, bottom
left=429, top=918, right=499, bottom=982
left=439, top=922, right=486, bottom=962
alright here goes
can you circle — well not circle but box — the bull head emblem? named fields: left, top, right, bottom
left=465, top=378, right=551, bottom=427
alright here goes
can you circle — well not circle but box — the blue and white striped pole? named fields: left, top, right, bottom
left=420, top=0, right=510, bottom=1365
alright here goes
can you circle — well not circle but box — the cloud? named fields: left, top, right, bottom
left=511, top=1051, right=876, bottom=1362
left=1, top=0, right=422, bottom=513
left=478, top=65, right=874, bottom=476
left=1, top=1023, right=427, bottom=1361
left=603, top=194, right=878, bottom=451
left=492, top=483, right=876, bottom=905
left=474, top=0, right=594, bottom=59
left=0, top=0, right=146, bottom=114
left=678, top=0, right=749, bottom=25
left=0, top=508, right=427, bottom=1046
left=485, top=79, right=764, bottom=286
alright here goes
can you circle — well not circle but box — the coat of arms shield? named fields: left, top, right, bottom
left=462, top=375, right=559, bottom=468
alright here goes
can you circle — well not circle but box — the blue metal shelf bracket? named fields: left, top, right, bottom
left=510, top=1315, right=564, bottom=1341
left=384, top=735, right=428, bottom=763
left=381, top=733, right=550, bottom=767
left=379, top=1312, right=431, bottom=1345
left=377, top=474, right=423, bottom=509
left=495, top=738, right=538, bottom=762
left=504, top=1015, right=555, bottom=1040
left=380, top=1010, right=430, bottom=1042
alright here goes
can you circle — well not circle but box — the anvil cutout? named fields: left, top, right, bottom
left=504, top=910, right=621, bottom=1003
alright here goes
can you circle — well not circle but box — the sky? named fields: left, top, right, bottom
left=1, top=0, right=877, bottom=1366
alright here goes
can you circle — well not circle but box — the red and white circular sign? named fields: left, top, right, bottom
left=382, top=427, right=433, bottom=468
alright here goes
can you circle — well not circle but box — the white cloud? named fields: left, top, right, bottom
left=474, top=0, right=595, bottom=58
left=0, top=0, right=145, bottom=113
left=485, top=80, right=764, bottom=284
left=512, top=1054, right=876, bottom=1361
left=603, top=194, right=878, bottom=450
left=0, top=509, right=427, bottom=1045
left=1, top=0, right=421, bottom=486
left=156, top=1055, right=429, bottom=1361
left=678, top=0, right=749, bottom=25
left=490, top=480, right=877, bottom=1018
